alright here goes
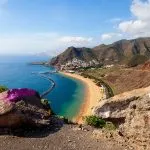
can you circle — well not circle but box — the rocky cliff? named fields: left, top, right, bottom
left=93, top=86, right=150, bottom=149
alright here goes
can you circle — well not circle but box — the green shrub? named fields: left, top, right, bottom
left=0, top=85, right=8, bottom=93
left=84, top=115, right=106, bottom=128
left=57, top=116, right=72, bottom=124
left=41, top=99, right=50, bottom=106
left=105, top=122, right=116, bottom=130
left=41, top=99, right=55, bottom=115
left=128, top=55, right=148, bottom=67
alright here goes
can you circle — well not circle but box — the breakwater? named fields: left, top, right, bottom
left=36, top=72, right=56, bottom=98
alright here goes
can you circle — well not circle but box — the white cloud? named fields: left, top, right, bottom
left=60, top=36, right=93, bottom=43
left=101, top=33, right=123, bottom=41
left=0, top=33, right=95, bottom=55
left=118, top=0, right=150, bottom=37
left=119, top=20, right=147, bottom=33
left=101, top=34, right=112, bottom=41
left=131, top=0, right=150, bottom=20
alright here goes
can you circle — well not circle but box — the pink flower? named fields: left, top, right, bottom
left=7, top=88, right=37, bottom=102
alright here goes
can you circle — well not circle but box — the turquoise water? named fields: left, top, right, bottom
left=0, top=55, right=85, bottom=119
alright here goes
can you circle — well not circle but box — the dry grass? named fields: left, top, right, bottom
left=82, top=66, right=150, bottom=95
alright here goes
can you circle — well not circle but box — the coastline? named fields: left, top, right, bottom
left=60, top=71, right=103, bottom=124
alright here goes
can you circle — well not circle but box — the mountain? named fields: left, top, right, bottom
left=93, top=37, right=150, bottom=65
left=49, top=37, right=150, bottom=69
left=50, top=47, right=99, bottom=69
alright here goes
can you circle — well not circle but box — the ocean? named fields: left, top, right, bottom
left=0, top=55, right=85, bottom=119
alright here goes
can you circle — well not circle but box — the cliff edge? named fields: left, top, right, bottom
left=93, top=86, right=150, bottom=149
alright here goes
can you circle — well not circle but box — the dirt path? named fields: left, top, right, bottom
left=0, top=125, right=125, bottom=150
left=121, top=68, right=150, bottom=73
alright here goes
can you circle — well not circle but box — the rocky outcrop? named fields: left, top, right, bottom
left=0, top=89, right=51, bottom=128
left=93, top=86, right=150, bottom=149
left=139, top=60, right=150, bottom=70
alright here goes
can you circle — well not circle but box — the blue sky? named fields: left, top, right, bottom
left=0, top=0, right=131, bottom=35
left=0, top=0, right=150, bottom=55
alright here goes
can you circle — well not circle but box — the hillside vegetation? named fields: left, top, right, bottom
left=81, top=66, right=150, bottom=95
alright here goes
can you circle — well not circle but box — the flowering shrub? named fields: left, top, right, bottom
left=7, top=88, right=37, bottom=102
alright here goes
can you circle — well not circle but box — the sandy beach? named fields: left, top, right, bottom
left=60, top=72, right=103, bottom=124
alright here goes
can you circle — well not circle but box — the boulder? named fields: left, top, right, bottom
left=0, top=89, right=51, bottom=128
left=93, top=86, right=150, bottom=149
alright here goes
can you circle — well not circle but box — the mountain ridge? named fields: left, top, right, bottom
left=49, top=37, right=150, bottom=69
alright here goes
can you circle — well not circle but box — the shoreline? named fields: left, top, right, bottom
left=60, top=71, right=103, bottom=124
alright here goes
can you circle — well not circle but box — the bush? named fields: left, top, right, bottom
left=128, top=55, right=148, bottom=67
left=41, top=99, right=55, bottom=115
left=105, top=122, right=116, bottom=130
left=41, top=99, right=50, bottom=106
left=0, top=85, right=8, bottom=93
left=57, top=116, right=72, bottom=124
left=84, top=115, right=106, bottom=128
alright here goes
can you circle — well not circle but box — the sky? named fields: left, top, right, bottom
left=0, top=0, right=150, bottom=56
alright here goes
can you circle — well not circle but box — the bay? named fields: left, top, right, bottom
left=0, top=55, right=85, bottom=119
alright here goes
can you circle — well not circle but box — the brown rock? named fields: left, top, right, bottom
left=93, top=86, right=150, bottom=149
left=0, top=93, right=51, bottom=128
